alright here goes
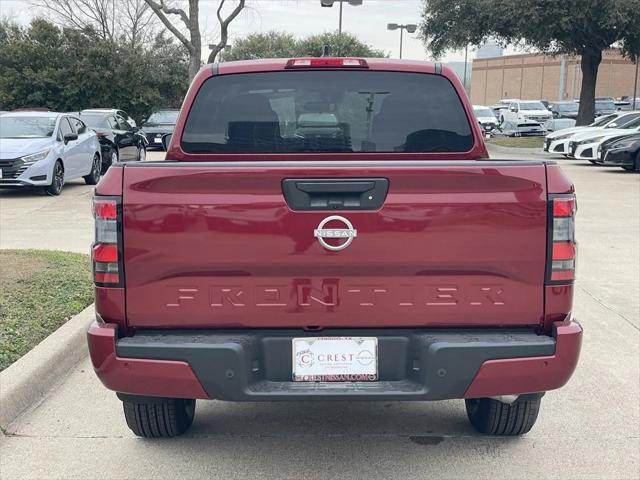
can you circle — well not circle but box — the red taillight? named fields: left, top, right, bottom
left=92, top=197, right=121, bottom=286
left=285, top=58, right=368, bottom=69
left=548, top=195, right=577, bottom=283
left=553, top=198, right=576, bottom=217
left=94, top=200, right=117, bottom=219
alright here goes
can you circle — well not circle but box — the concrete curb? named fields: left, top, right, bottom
left=0, top=304, right=94, bottom=431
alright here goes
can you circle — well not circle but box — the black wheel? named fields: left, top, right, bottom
left=465, top=396, right=541, bottom=436
left=136, top=145, right=146, bottom=161
left=83, top=153, right=102, bottom=185
left=122, top=397, right=196, bottom=438
left=44, top=160, right=64, bottom=196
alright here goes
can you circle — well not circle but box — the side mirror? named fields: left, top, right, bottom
left=161, top=133, right=173, bottom=152
left=553, top=111, right=559, bottom=118
left=132, top=126, right=140, bottom=133
left=63, top=133, right=78, bottom=144
left=141, top=118, right=147, bottom=125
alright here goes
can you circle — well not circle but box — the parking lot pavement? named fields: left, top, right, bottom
left=0, top=146, right=638, bottom=479
left=0, top=150, right=165, bottom=253
left=0, top=179, right=95, bottom=254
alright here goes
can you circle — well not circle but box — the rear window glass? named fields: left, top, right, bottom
left=82, top=114, right=110, bottom=129
left=181, top=71, right=473, bottom=154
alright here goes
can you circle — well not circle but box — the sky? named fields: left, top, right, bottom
left=0, top=0, right=484, bottom=62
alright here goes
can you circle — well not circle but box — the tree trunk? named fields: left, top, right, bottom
left=187, top=0, right=201, bottom=81
left=575, top=50, right=602, bottom=126
left=188, top=46, right=201, bottom=81
left=207, top=45, right=222, bottom=64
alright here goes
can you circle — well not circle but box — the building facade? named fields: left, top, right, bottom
left=470, top=50, right=639, bottom=105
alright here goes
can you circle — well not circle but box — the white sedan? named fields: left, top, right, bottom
left=567, top=116, right=640, bottom=161
left=0, top=112, right=102, bottom=195
left=544, top=111, right=640, bottom=155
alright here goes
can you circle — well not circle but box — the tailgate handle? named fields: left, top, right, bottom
left=282, top=178, right=389, bottom=210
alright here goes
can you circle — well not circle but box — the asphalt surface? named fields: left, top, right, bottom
left=0, top=150, right=165, bottom=253
left=0, top=146, right=638, bottom=479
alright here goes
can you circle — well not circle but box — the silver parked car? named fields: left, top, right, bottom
left=0, top=112, right=102, bottom=195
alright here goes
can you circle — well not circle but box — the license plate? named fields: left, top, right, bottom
left=292, top=337, right=378, bottom=382
left=154, top=137, right=162, bottom=144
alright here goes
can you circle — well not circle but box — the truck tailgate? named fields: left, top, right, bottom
left=122, top=161, right=547, bottom=328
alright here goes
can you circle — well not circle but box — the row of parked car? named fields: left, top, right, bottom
left=0, top=108, right=179, bottom=195
left=543, top=111, right=640, bottom=171
left=473, top=96, right=639, bottom=138
left=470, top=101, right=640, bottom=171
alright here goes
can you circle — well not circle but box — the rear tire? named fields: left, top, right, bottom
left=136, top=144, right=146, bottom=161
left=83, top=153, right=101, bottom=185
left=465, top=396, right=541, bottom=436
left=122, top=397, right=196, bottom=438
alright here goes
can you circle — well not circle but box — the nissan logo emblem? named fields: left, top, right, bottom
left=314, top=215, right=357, bottom=251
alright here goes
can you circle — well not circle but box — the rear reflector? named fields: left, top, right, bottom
left=285, top=58, right=368, bottom=69
left=552, top=242, right=576, bottom=260
left=548, top=195, right=577, bottom=283
left=93, top=244, right=118, bottom=263
left=92, top=197, right=122, bottom=287
left=94, top=272, right=120, bottom=284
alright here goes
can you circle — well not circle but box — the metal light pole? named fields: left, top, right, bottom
left=633, top=59, right=638, bottom=111
left=463, top=44, right=469, bottom=90
left=387, top=23, right=417, bottom=59
left=321, top=0, right=363, bottom=34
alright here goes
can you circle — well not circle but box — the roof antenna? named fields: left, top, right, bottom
left=322, top=44, right=332, bottom=57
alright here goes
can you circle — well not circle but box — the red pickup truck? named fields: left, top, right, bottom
left=88, top=58, right=582, bottom=438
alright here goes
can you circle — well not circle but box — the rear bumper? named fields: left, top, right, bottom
left=144, top=133, right=168, bottom=147
left=87, top=320, right=582, bottom=401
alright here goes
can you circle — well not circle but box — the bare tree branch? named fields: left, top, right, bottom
left=119, top=0, right=158, bottom=47
left=207, top=0, right=245, bottom=63
left=143, top=0, right=193, bottom=53
left=31, top=0, right=159, bottom=47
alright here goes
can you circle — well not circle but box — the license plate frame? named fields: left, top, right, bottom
left=292, top=337, right=378, bottom=382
